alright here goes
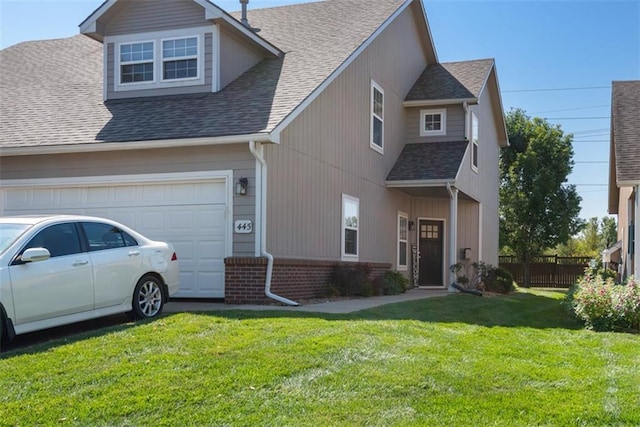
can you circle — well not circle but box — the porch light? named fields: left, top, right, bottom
left=236, top=177, right=248, bottom=195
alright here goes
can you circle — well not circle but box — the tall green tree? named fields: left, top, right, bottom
left=600, top=216, right=618, bottom=249
left=500, top=109, right=583, bottom=286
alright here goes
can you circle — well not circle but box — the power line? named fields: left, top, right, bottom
left=574, top=184, right=608, bottom=186
left=503, top=86, right=610, bottom=93
left=532, top=105, right=610, bottom=114
left=544, top=117, right=610, bottom=120
left=574, top=161, right=608, bottom=164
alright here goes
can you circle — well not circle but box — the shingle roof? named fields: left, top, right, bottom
left=386, top=141, right=468, bottom=181
left=405, top=59, right=494, bottom=102
left=0, top=0, right=405, bottom=148
left=611, top=80, right=640, bottom=183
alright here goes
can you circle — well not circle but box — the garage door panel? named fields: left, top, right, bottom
left=2, top=179, right=229, bottom=298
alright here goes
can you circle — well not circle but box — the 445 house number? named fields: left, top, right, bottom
left=234, top=220, right=253, bottom=234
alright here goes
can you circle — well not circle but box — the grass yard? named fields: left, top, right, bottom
left=1, top=289, right=639, bottom=426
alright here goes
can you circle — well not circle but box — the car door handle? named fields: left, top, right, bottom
left=73, top=260, right=89, bottom=266
left=128, top=251, right=141, bottom=257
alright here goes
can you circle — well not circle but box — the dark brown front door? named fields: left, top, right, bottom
left=418, top=220, right=444, bottom=286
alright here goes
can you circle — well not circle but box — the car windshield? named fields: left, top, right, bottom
left=0, top=223, right=32, bottom=255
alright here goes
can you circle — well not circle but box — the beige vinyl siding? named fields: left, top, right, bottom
left=265, top=4, right=428, bottom=263
left=406, top=105, right=466, bottom=143
left=103, top=0, right=209, bottom=36
left=0, top=144, right=256, bottom=257
left=219, top=28, right=264, bottom=89
left=106, top=33, right=214, bottom=99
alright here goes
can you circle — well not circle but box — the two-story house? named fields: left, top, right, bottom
left=0, top=0, right=508, bottom=304
left=608, top=80, right=639, bottom=280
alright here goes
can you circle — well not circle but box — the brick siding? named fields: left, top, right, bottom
left=224, top=257, right=392, bottom=304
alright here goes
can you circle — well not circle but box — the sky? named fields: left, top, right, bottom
left=1, top=0, right=639, bottom=224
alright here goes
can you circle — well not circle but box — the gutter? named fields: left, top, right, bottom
left=1, top=133, right=273, bottom=157
left=248, top=141, right=299, bottom=306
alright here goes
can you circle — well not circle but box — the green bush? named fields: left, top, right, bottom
left=569, top=274, right=640, bottom=332
left=330, top=264, right=373, bottom=297
left=484, top=267, right=515, bottom=294
left=380, top=270, right=409, bottom=295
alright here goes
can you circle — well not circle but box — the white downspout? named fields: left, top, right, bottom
left=249, top=141, right=299, bottom=306
left=635, top=186, right=639, bottom=278
left=447, top=183, right=458, bottom=293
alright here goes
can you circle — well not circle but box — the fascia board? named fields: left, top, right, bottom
left=386, top=179, right=454, bottom=187
left=403, top=98, right=477, bottom=108
left=270, top=0, right=414, bottom=141
left=0, top=133, right=274, bottom=157
left=79, top=0, right=116, bottom=33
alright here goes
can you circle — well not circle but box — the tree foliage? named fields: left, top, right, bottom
left=556, top=216, right=618, bottom=257
left=500, top=109, right=583, bottom=285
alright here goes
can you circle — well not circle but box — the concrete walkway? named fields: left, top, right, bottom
left=164, top=288, right=450, bottom=314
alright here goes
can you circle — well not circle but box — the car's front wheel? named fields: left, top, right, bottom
left=130, top=275, right=164, bottom=319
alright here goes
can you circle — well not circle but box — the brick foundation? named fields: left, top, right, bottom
left=224, top=257, right=392, bottom=304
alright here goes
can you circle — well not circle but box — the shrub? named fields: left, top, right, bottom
left=569, top=274, right=640, bottom=332
left=330, top=264, right=373, bottom=297
left=583, top=258, right=619, bottom=282
left=379, top=271, right=409, bottom=295
left=484, top=267, right=515, bottom=294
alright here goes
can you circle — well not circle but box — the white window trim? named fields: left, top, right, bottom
left=471, top=112, right=479, bottom=172
left=118, top=39, right=156, bottom=86
left=341, top=194, right=359, bottom=261
left=420, top=108, right=447, bottom=137
left=370, top=80, right=384, bottom=153
left=107, top=26, right=212, bottom=92
left=160, top=35, right=200, bottom=83
left=397, top=212, right=408, bottom=271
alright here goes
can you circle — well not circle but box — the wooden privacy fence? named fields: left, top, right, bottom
left=499, top=255, right=592, bottom=288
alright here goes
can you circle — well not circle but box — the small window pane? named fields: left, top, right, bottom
left=424, top=114, right=442, bottom=131
left=163, top=59, right=197, bottom=80
left=121, top=63, right=154, bottom=83
left=345, top=229, right=358, bottom=255
left=373, top=88, right=383, bottom=117
left=399, top=217, right=408, bottom=240
left=373, top=117, right=383, bottom=148
left=399, top=241, right=407, bottom=266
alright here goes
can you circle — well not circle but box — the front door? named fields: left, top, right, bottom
left=418, top=220, right=444, bottom=286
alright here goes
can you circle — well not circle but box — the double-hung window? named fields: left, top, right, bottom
left=420, top=109, right=446, bottom=136
left=370, top=81, right=384, bottom=152
left=397, top=213, right=408, bottom=270
left=120, top=41, right=155, bottom=84
left=471, top=112, right=479, bottom=171
left=162, top=37, right=199, bottom=80
left=342, top=194, right=359, bottom=260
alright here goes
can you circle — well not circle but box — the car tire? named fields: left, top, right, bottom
left=130, top=275, right=164, bottom=319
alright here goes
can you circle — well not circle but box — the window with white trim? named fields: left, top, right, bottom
left=342, top=194, right=359, bottom=260
left=420, top=109, right=446, bottom=136
left=110, top=27, right=210, bottom=92
left=397, top=213, right=408, bottom=270
left=162, top=37, right=198, bottom=80
left=371, top=81, right=384, bottom=152
left=471, top=112, right=479, bottom=171
left=120, top=41, right=155, bottom=83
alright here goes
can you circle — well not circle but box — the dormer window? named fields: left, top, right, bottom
left=120, top=42, right=154, bottom=83
left=107, top=26, right=212, bottom=93
left=162, top=37, right=198, bottom=80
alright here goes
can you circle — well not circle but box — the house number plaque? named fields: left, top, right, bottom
left=234, top=220, right=253, bottom=234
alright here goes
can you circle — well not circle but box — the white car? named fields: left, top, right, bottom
left=0, top=215, right=179, bottom=349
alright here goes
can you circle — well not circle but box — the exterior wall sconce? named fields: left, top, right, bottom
left=236, top=177, right=248, bottom=195
left=408, top=221, right=415, bottom=231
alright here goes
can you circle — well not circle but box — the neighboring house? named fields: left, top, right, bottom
left=0, top=0, right=508, bottom=304
left=608, top=80, right=640, bottom=280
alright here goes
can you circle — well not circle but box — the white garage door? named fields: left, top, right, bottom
left=1, top=173, right=232, bottom=298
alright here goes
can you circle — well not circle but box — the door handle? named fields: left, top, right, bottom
left=73, top=260, right=89, bottom=266
left=128, top=251, right=141, bottom=257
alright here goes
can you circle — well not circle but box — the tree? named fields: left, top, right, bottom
left=500, top=109, right=583, bottom=286
left=555, top=216, right=618, bottom=257
left=600, top=216, right=618, bottom=249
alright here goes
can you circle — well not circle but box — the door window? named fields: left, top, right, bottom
left=23, top=223, right=82, bottom=258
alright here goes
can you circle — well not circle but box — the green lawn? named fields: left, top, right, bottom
left=1, top=289, right=639, bottom=426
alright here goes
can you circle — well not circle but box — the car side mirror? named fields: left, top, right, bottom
left=21, top=247, right=51, bottom=263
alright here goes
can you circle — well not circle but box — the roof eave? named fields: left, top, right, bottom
left=386, top=179, right=455, bottom=187
left=78, top=0, right=282, bottom=57
left=402, top=98, right=478, bottom=108
left=0, top=133, right=275, bottom=157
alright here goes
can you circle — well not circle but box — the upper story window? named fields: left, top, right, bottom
left=108, top=27, right=211, bottom=93
left=370, top=81, right=384, bottom=153
left=162, top=37, right=198, bottom=80
left=342, top=194, right=359, bottom=261
left=120, top=42, right=154, bottom=83
left=471, top=112, right=479, bottom=171
left=420, top=109, right=446, bottom=137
